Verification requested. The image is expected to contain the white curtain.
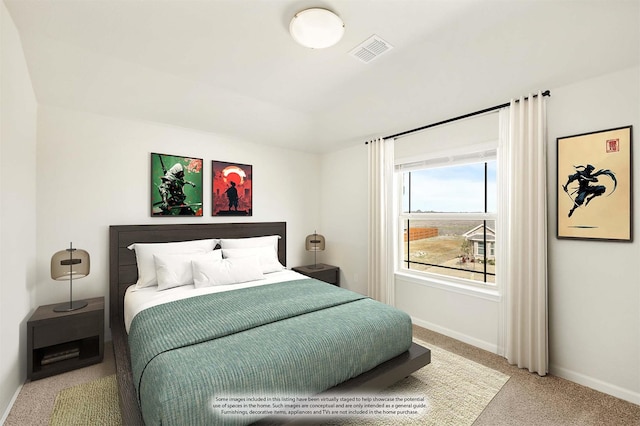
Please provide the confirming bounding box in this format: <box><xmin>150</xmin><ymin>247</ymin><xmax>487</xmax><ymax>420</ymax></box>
<box><xmin>497</xmin><ymin>92</ymin><xmax>548</xmax><ymax>375</ymax></box>
<box><xmin>367</xmin><ymin>137</ymin><xmax>395</xmax><ymax>305</ymax></box>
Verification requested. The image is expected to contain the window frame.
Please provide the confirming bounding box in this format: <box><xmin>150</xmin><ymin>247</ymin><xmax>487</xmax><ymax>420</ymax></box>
<box><xmin>396</xmin><ymin>159</ymin><xmax>498</xmax><ymax>289</ymax></box>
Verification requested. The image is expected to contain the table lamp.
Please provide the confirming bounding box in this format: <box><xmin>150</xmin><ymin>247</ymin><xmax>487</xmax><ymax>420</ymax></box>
<box><xmin>305</xmin><ymin>231</ymin><xmax>325</xmax><ymax>269</ymax></box>
<box><xmin>51</xmin><ymin>242</ymin><xmax>90</xmax><ymax>312</ymax></box>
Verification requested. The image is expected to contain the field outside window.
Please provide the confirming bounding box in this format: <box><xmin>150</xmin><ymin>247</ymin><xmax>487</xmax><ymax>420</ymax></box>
<box><xmin>401</xmin><ymin>219</ymin><xmax>495</xmax><ymax>284</ymax></box>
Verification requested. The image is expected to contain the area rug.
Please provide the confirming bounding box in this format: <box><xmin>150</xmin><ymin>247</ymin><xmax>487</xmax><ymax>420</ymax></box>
<box><xmin>340</xmin><ymin>339</ymin><xmax>510</xmax><ymax>425</ymax></box>
<box><xmin>49</xmin><ymin>340</ymin><xmax>508</xmax><ymax>426</ymax></box>
<box><xmin>50</xmin><ymin>374</ymin><xmax>121</xmax><ymax>426</ymax></box>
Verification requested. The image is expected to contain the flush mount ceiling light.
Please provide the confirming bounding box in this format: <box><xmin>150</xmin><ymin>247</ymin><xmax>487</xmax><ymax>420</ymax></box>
<box><xmin>289</xmin><ymin>8</ymin><xmax>345</xmax><ymax>49</ymax></box>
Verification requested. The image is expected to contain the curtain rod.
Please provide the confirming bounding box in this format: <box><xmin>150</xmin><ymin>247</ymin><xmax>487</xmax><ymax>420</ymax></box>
<box><xmin>366</xmin><ymin>90</ymin><xmax>550</xmax><ymax>143</ymax></box>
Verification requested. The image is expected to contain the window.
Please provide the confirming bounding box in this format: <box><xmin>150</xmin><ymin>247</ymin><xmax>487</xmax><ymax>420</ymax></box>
<box><xmin>399</xmin><ymin>160</ymin><xmax>497</xmax><ymax>285</ymax></box>
<box><xmin>477</xmin><ymin>242</ymin><xmax>485</xmax><ymax>256</ymax></box>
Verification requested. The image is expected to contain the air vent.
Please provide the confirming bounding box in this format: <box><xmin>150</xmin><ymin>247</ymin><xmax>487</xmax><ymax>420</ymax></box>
<box><xmin>349</xmin><ymin>35</ymin><xmax>393</xmax><ymax>63</ymax></box>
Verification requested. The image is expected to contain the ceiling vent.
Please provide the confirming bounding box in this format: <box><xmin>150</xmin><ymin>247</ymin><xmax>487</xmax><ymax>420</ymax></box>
<box><xmin>349</xmin><ymin>35</ymin><xmax>393</xmax><ymax>63</ymax></box>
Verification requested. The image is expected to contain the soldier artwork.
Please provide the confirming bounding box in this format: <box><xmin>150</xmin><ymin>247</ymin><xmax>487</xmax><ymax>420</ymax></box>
<box><xmin>561</xmin><ymin>164</ymin><xmax>617</xmax><ymax>218</ymax></box>
<box><xmin>152</xmin><ymin>154</ymin><xmax>203</xmax><ymax>216</ymax></box>
<box><xmin>211</xmin><ymin>161</ymin><xmax>252</xmax><ymax>216</ymax></box>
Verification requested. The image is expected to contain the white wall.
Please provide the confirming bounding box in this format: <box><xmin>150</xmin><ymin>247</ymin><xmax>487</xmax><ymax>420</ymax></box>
<box><xmin>36</xmin><ymin>105</ymin><xmax>322</xmax><ymax>339</ymax></box>
<box><xmin>321</xmin><ymin>66</ymin><xmax>640</xmax><ymax>404</ymax></box>
<box><xmin>546</xmin><ymin>66</ymin><xmax>640</xmax><ymax>404</ymax></box>
<box><xmin>395</xmin><ymin>276</ymin><xmax>500</xmax><ymax>352</ymax></box>
<box><xmin>0</xmin><ymin>1</ymin><xmax>38</xmax><ymax>420</ymax></box>
<box><xmin>319</xmin><ymin>144</ymin><xmax>368</xmax><ymax>295</ymax></box>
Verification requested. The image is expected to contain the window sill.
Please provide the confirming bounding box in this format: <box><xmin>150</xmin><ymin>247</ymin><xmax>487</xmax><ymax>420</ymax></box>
<box><xmin>395</xmin><ymin>270</ymin><xmax>501</xmax><ymax>302</ymax></box>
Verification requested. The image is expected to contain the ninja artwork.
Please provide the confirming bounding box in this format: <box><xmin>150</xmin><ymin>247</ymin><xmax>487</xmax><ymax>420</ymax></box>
<box><xmin>212</xmin><ymin>161</ymin><xmax>252</xmax><ymax>216</ymax></box>
<box><xmin>151</xmin><ymin>153</ymin><xmax>203</xmax><ymax>216</ymax></box>
<box><xmin>557</xmin><ymin>126</ymin><xmax>632</xmax><ymax>241</ymax></box>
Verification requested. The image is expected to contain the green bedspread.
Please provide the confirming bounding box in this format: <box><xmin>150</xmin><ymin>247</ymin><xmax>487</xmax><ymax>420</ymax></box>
<box><xmin>129</xmin><ymin>279</ymin><xmax>412</xmax><ymax>425</ymax></box>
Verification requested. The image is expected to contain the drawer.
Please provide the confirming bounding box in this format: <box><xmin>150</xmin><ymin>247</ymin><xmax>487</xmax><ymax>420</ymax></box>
<box><xmin>32</xmin><ymin>311</ymin><xmax>103</xmax><ymax>349</ymax></box>
<box><xmin>312</xmin><ymin>268</ymin><xmax>338</xmax><ymax>284</ymax></box>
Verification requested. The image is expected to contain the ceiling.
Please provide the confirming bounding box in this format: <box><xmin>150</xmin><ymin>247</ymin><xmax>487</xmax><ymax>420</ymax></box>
<box><xmin>5</xmin><ymin>0</ymin><xmax>639</xmax><ymax>153</ymax></box>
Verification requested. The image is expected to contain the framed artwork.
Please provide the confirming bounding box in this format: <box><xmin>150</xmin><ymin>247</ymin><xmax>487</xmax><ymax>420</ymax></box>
<box><xmin>557</xmin><ymin>126</ymin><xmax>632</xmax><ymax>241</ymax></box>
<box><xmin>212</xmin><ymin>161</ymin><xmax>252</xmax><ymax>216</ymax></box>
<box><xmin>151</xmin><ymin>152</ymin><xmax>203</xmax><ymax>216</ymax></box>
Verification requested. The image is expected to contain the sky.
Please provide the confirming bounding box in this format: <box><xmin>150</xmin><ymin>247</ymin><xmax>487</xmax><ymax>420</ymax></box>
<box><xmin>403</xmin><ymin>161</ymin><xmax>497</xmax><ymax>213</ymax></box>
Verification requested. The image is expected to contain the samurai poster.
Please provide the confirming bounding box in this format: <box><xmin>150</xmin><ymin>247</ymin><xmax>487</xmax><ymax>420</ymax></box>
<box><xmin>212</xmin><ymin>161</ymin><xmax>252</xmax><ymax>216</ymax></box>
<box><xmin>557</xmin><ymin>126</ymin><xmax>632</xmax><ymax>241</ymax></box>
<box><xmin>151</xmin><ymin>153</ymin><xmax>203</xmax><ymax>216</ymax></box>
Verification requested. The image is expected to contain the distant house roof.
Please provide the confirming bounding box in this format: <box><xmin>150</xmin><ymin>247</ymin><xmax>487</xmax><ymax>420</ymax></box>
<box><xmin>462</xmin><ymin>224</ymin><xmax>496</xmax><ymax>242</ymax></box>
<box><xmin>466</xmin><ymin>233</ymin><xmax>496</xmax><ymax>242</ymax></box>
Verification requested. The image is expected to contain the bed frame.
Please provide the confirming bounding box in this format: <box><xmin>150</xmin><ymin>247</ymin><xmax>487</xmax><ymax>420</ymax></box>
<box><xmin>109</xmin><ymin>222</ymin><xmax>431</xmax><ymax>425</ymax></box>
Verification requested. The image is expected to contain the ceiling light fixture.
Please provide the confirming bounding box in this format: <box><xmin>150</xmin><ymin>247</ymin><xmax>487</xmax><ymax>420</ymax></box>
<box><xmin>289</xmin><ymin>8</ymin><xmax>345</xmax><ymax>49</ymax></box>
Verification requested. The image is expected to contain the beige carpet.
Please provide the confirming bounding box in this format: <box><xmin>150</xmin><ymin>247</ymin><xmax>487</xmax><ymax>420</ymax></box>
<box><xmin>46</xmin><ymin>340</ymin><xmax>508</xmax><ymax>425</ymax></box>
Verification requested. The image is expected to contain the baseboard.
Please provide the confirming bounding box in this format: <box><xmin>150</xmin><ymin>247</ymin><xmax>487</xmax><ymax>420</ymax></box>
<box><xmin>550</xmin><ymin>364</ymin><xmax>640</xmax><ymax>405</ymax></box>
<box><xmin>0</xmin><ymin>384</ymin><xmax>23</xmax><ymax>424</ymax></box>
<box><xmin>411</xmin><ymin>316</ymin><xmax>498</xmax><ymax>354</ymax></box>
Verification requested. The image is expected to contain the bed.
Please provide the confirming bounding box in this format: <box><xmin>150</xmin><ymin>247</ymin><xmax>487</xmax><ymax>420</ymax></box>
<box><xmin>109</xmin><ymin>222</ymin><xmax>431</xmax><ymax>425</ymax></box>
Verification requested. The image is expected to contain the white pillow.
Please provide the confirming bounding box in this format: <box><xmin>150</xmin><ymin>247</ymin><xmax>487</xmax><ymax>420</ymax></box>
<box><xmin>127</xmin><ymin>239</ymin><xmax>218</xmax><ymax>289</ymax></box>
<box><xmin>221</xmin><ymin>246</ymin><xmax>284</xmax><ymax>274</ymax></box>
<box><xmin>192</xmin><ymin>256</ymin><xmax>264</xmax><ymax>287</ymax></box>
<box><xmin>220</xmin><ymin>235</ymin><xmax>280</xmax><ymax>254</ymax></box>
<box><xmin>154</xmin><ymin>250</ymin><xmax>222</xmax><ymax>291</ymax></box>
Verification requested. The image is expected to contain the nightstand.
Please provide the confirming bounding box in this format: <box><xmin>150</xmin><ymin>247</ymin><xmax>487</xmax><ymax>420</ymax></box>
<box><xmin>292</xmin><ymin>264</ymin><xmax>340</xmax><ymax>286</ymax></box>
<box><xmin>27</xmin><ymin>296</ymin><xmax>104</xmax><ymax>380</ymax></box>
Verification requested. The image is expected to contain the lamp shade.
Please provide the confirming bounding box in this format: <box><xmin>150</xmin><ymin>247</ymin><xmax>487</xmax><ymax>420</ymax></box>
<box><xmin>305</xmin><ymin>233</ymin><xmax>325</xmax><ymax>251</ymax></box>
<box><xmin>51</xmin><ymin>242</ymin><xmax>89</xmax><ymax>312</ymax></box>
<box><xmin>289</xmin><ymin>8</ymin><xmax>345</xmax><ymax>49</ymax></box>
<box><xmin>51</xmin><ymin>246</ymin><xmax>90</xmax><ymax>280</ymax></box>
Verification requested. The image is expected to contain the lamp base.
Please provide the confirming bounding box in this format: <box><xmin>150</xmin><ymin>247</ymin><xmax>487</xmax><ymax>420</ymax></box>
<box><xmin>53</xmin><ymin>300</ymin><xmax>88</xmax><ymax>312</ymax></box>
<box><xmin>306</xmin><ymin>263</ymin><xmax>325</xmax><ymax>270</ymax></box>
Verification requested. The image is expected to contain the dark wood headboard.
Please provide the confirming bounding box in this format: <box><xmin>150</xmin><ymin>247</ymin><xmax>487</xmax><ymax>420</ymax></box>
<box><xmin>108</xmin><ymin>222</ymin><xmax>287</xmax><ymax>328</ymax></box>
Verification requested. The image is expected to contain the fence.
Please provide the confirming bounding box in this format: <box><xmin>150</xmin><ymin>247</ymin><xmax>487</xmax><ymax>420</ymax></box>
<box><xmin>403</xmin><ymin>227</ymin><xmax>438</xmax><ymax>242</ymax></box>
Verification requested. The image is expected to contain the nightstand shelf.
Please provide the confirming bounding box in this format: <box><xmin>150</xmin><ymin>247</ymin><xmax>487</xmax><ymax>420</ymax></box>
<box><xmin>27</xmin><ymin>296</ymin><xmax>104</xmax><ymax>380</ymax></box>
<box><xmin>292</xmin><ymin>264</ymin><xmax>340</xmax><ymax>286</ymax></box>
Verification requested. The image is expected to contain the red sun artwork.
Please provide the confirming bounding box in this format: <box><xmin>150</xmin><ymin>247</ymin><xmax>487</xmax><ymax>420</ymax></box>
<box><xmin>212</xmin><ymin>161</ymin><xmax>252</xmax><ymax>216</ymax></box>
